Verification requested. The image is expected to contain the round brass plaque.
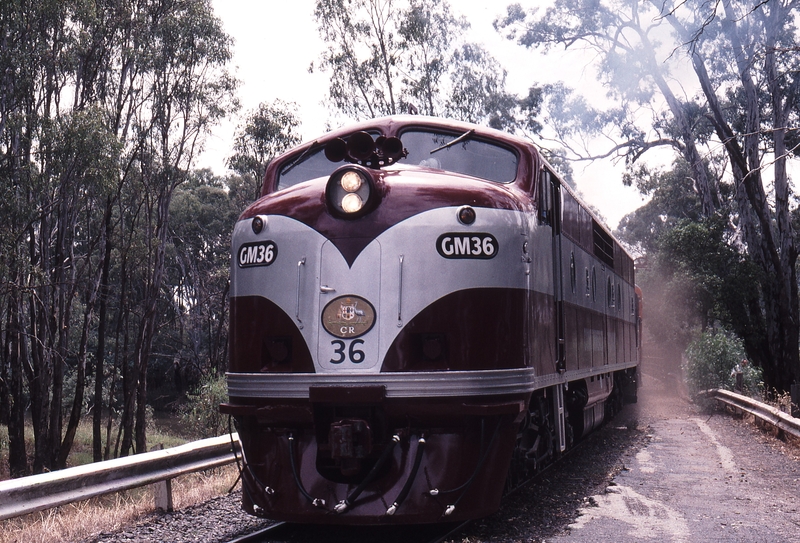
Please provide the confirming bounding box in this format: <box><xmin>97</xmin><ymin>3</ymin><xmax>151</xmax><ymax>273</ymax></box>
<box><xmin>321</xmin><ymin>295</ymin><xmax>376</xmax><ymax>339</ymax></box>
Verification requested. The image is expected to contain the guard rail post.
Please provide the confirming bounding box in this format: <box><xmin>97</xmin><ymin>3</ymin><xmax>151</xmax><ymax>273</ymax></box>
<box><xmin>150</xmin><ymin>443</ymin><xmax>173</xmax><ymax>512</ymax></box>
<box><xmin>154</xmin><ymin>478</ymin><xmax>174</xmax><ymax>512</ymax></box>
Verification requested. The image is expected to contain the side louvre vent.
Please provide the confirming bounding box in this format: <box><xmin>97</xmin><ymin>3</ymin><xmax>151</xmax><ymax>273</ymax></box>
<box><xmin>592</xmin><ymin>220</ymin><xmax>614</xmax><ymax>269</ymax></box>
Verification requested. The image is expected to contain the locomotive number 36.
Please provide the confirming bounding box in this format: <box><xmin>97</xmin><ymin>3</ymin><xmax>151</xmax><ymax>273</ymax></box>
<box><xmin>330</xmin><ymin>339</ymin><xmax>366</xmax><ymax>364</ymax></box>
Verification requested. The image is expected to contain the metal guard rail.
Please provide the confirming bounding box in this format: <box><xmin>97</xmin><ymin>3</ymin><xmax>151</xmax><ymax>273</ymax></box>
<box><xmin>0</xmin><ymin>433</ymin><xmax>239</xmax><ymax>521</ymax></box>
<box><xmin>708</xmin><ymin>389</ymin><xmax>800</xmax><ymax>440</ymax></box>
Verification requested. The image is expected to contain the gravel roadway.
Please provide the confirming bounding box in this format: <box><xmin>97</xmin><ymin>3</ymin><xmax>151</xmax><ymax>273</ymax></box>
<box><xmin>547</xmin><ymin>379</ymin><xmax>800</xmax><ymax>543</ymax></box>
<box><xmin>85</xmin><ymin>491</ymin><xmax>272</xmax><ymax>543</ymax></box>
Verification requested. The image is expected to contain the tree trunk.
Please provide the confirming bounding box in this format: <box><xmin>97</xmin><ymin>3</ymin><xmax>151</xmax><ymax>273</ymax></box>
<box><xmin>58</xmin><ymin>258</ymin><xmax>103</xmax><ymax>469</ymax></box>
<box><xmin>29</xmin><ymin>222</ymin><xmax>54</xmax><ymax>474</ymax></box>
<box><xmin>721</xmin><ymin>0</ymin><xmax>800</xmax><ymax>392</ymax></box>
<box><xmin>134</xmin><ymin>181</ymin><xmax>176</xmax><ymax>454</ymax></box>
<box><xmin>6</xmin><ymin>292</ymin><xmax>29</xmax><ymax>477</ymax></box>
<box><xmin>0</xmin><ymin>306</ymin><xmax>9</xmax><ymax>427</ymax></box>
<box><xmin>119</xmin><ymin>343</ymin><xmax>136</xmax><ymax>456</ymax></box>
<box><xmin>635</xmin><ymin>19</ymin><xmax>718</xmax><ymax>216</ymax></box>
<box><xmin>94</xmin><ymin>199</ymin><xmax>114</xmax><ymax>462</ymax></box>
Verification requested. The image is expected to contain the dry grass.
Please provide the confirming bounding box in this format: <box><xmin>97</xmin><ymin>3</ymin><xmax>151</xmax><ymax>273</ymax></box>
<box><xmin>0</xmin><ymin>464</ymin><xmax>241</xmax><ymax>543</ymax></box>
<box><xmin>1</xmin><ymin>415</ymin><xmax>240</xmax><ymax>543</ymax></box>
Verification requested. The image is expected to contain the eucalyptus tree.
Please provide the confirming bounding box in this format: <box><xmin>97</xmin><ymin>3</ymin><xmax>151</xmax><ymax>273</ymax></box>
<box><xmin>117</xmin><ymin>0</ymin><xmax>238</xmax><ymax>457</ymax></box>
<box><xmin>312</xmin><ymin>0</ymin><xmax>531</xmax><ymax>130</ymax></box>
<box><xmin>0</xmin><ymin>0</ymin><xmax>122</xmax><ymax>473</ymax></box>
<box><xmin>167</xmin><ymin>170</ymin><xmax>240</xmax><ymax>384</ymax></box>
<box><xmin>615</xmin><ymin>159</ymin><xmax>707</xmax><ymax>256</ymax></box>
<box><xmin>497</xmin><ymin>0</ymin><xmax>800</xmax><ymax>391</ymax></box>
<box><xmin>658</xmin><ymin>0</ymin><xmax>800</xmax><ymax>392</ymax></box>
<box><xmin>227</xmin><ymin>100</ymin><xmax>302</xmax><ymax>200</ymax></box>
<box><xmin>496</xmin><ymin>1</ymin><xmax>721</xmax><ymax>215</ymax></box>
<box><xmin>0</xmin><ymin>0</ymin><xmax>237</xmax><ymax>474</ymax></box>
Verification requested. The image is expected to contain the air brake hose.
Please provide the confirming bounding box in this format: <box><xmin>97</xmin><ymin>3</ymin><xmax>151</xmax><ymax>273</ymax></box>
<box><xmin>230</xmin><ymin>417</ymin><xmax>275</xmax><ymax>514</ymax></box>
<box><xmin>386</xmin><ymin>435</ymin><xmax>426</xmax><ymax>515</ymax></box>
<box><xmin>432</xmin><ymin>418</ymin><xmax>502</xmax><ymax>516</ymax></box>
<box><xmin>335</xmin><ymin>434</ymin><xmax>401</xmax><ymax>513</ymax></box>
<box><xmin>288</xmin><ymin>434</ymin><xmax>326</xmax><ymax>507</ymax></box>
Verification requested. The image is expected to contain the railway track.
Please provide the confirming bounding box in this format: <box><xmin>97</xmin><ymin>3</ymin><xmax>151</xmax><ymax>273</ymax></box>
<box><xmin>219</xmin><ymin>410</ymin><xmax>629</xmax><ymax>543</ymax></box>
<box><xmin>220</xmin><ymin>519</ymin><xmax>471</xmax><ymax>543</ymax></box>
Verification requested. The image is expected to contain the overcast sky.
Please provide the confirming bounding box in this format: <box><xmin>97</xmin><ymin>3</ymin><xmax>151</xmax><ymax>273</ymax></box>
<box><xmin>202</xmin><ymin>0</ymin><xmax>646</xmax><ymax>229</ymax></box>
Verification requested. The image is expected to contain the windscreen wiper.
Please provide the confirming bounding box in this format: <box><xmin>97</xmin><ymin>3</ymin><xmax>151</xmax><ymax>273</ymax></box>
<box><xmin>429</xmin><ymin>129</ymin><xmax>474</xmax><ymax>154</ymax></box>
<box><xmin>281</xmin><ymin>141</ymin><xmax>318</xmax><ymax>176</ymax></box>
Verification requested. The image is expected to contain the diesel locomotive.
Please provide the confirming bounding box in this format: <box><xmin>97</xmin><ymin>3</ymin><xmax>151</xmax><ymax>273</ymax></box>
<box><xmin>221</xmin><ymin>116</ymin><xmax>640</xmax><ymax>524</ymax></box>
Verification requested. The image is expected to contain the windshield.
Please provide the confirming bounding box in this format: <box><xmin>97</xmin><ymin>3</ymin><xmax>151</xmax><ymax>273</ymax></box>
<box><xmin>276</xmin><ymin>144</ymin><xmax>340</xmax><ymax>191</ymax></box>
<box><xmin>275</xmin><ymin>127</ymin><xmax>519</xmax><ymax>192</ymax></box>
<box><xmin>400</xmin><ymin>129</ymin><xmax>518</xmax><ymax>183</ymax></box>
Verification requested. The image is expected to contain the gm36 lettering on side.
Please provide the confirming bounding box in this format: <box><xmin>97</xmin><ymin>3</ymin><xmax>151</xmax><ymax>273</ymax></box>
<box><xmin>436</xmin><ymin>233</ymin><xmax>498</xmax><ymax>259</ymax></box>
<box><xmin>237</xmin><ymin>241</ymin><xmax>278</xmax><ymax>267</ymax></box>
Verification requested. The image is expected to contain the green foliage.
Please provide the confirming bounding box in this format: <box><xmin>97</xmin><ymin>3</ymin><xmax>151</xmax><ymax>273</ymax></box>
<box><xmin>179</xmin><ymin>372</ymin><xmax>228</xmax><ymax>439</ymax></box>
<box><xmin>227</xmin><ymin>100</ymin><xmax>302</xmax><ymax>199</ymax></box>
<box><xmin>40</xmin><ymin>106</ymin><xmax>122</xmax><ymax>195</ymax></box>
<box><xmin>657</xmin><ymin>218</ymin><xmax>767</xmax><ymax>361</ymax></box>
<box><xmin>629</xmin><ymin>212</ymin><xmax>769</xmax><ymax>382</ymax></box>
<box><xmin>312</xmin><ymin>0</ymin><xmax>540</xmax><ymax>132</ymax></box>
<box><xmin>683</xmin><ymin>331</ymin><xmax>762</xmax><ymax>396</ymax></box>
<box><xmin>0</xmin><ymin>0</ymin><xmax>240</xmax><ymax>471</ymax></box>
<box><xmin>616</xmin><ymin>159</ymin><xmax>705</xmax><ymax>255</ymax></box>
<box><xmin>445</xmin><ymin>42</ymin><xmax>521</xmax><ymax>130</ymax></box>
<box><xmin>166</xmin><ymin>169</ymin><xmax>239</xmax><ymax>378</ymax></box>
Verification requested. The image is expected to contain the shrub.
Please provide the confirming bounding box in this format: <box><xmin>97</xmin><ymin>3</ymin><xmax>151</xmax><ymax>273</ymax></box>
<box><xmin>683</xmin><ymin>330</ymin><xmax>762</xmax><ymax>396</ymax></box>
<box><xmin>179</xmin><ymin>372</ymin><xmax>228</xmax><ymax>438</ymax></box>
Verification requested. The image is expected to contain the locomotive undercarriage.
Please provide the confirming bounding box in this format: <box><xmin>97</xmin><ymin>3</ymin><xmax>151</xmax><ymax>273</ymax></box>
<box><xmin>505</xmin><ymin>368</ymin><xmax>638</xmax><ymax>494</ymax></box>
<box><xmin>224</xmin><ymin>394</ymin><xmax>524</xmax><ymax>524</ymax></box>
<box><xmin>505</xmin><ymin>388</ymin><xmax>565</xmax><ymax>493</ymax></box>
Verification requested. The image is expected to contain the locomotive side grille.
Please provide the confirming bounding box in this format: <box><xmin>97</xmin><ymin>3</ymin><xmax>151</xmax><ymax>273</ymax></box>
<box><xmin>592</xmin><ymin>219</ymin><xmax>615</xmax><ymax>269</ymax></box>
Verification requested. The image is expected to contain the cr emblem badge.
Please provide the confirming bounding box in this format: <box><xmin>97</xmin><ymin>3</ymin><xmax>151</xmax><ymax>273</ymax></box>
<box><xmin>321</xmin><ymin>295</ymin><xmax>376</xmax><ymax>338</ymax></box>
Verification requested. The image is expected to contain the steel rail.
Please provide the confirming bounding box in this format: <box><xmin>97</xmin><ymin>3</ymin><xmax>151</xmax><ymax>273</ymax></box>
<box><xmin>707</xmin><ymin>389</ymin><xmax>800</xmax><ymax>439</ymax></box>
<box><xmin>221</xmin><ymin>521</ymin><xmax>469</xmax><ymax>543</ymax></box>
<box><xmin>0</xmin><ymin>433</ymin><xmax>240</xmax><ymax>521</ymax></box>
<box><xmin>223</xmin><ymin>522</ymin><xmax>288</xmax><ymax>543</ymax></box>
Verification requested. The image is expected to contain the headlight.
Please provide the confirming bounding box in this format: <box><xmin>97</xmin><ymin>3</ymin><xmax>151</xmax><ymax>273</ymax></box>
<box><xmin>340</xmin><ymin>170</ymin><xmax>363</xmax><ymax>192</ymax></box>
<box><xmin>341</xmin><ymin>193</ymin><xmax>363</xmax><ymax>213</ymax></box>
<box><xmin>326</xmin><ymin>166</ymin><xmax>377</xmax><ymax>218</ymax></box>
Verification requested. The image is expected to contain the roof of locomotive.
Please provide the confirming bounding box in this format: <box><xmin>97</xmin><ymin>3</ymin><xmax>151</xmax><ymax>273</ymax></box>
<box><xmin>261</xmin><ymin>115</ymin><xmax>540</xmax><ymax>196</ymax></box>
<box><xmin>258</xmin><ymin>115</ymin><xmax>627</xmax><ymax>259</ymax></box>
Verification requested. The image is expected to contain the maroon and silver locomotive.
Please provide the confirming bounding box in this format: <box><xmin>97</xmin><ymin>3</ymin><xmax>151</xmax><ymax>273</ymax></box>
<box><xmin>221</xmin><ymin>116</ymin><xmax>640</xmax><ymax>524</ymax></box>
